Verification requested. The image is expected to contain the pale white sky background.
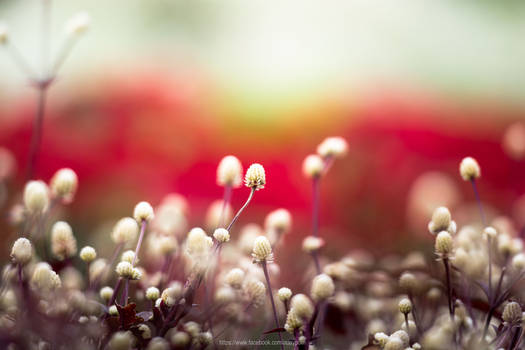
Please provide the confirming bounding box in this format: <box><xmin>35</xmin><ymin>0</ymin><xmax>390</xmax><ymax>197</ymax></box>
<box><xmin>0</xmin><ymin>0</ymin><xmax>524</xmax><ymax>106</ymax></box>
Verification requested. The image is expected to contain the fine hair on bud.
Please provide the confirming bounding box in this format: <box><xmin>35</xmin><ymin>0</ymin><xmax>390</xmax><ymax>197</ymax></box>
<box><xmin>244</xmin><ymin>163</ymin><xmax>266</xmax><ymax>190</ymax></box>
<box><xmin>459</xmin><ymin>156</ymin><xmax>481</xmax><ymax>181</ymax></box>
<box><xmin>217</xmin><ymin>155</ymin><xmax>243</xmax><ymax>188</ymax></box>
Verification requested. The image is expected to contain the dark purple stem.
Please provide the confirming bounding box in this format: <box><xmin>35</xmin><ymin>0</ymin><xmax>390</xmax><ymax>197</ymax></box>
<box><xmin>132</xmin><ymin>221</ymin><xmax>146</xmax><ymax>266</ymax></box>
<box><xmin>261</xmin><ymin>261</ymin><xmax>284</xmax><ymax>350</ymax></box>
<box><xmin>226</xmin><ymin>188</ymin><xmax>255</xmax><ymax>232</ymax></box>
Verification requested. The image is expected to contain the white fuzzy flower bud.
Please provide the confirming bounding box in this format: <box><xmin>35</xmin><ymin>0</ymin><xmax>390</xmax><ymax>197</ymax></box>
<box><xmin>252</xmin><ymin>236</ymin><xmax>273</xmax><ymax>262</ymax></box>
<box><xmin>502</xmin><ymin>301</ymin><xmax>522</xmax><ymax>324</ymax></box>
<box><xmin>391</xmin><ymin>330</ymin><xmax>410</xmax><ymax>347</ymax></box>
<box><xmin>111</xmin><ymin>217</ymin><xmax>139</xmax><ymax>244</ymax></box>
<box><xmin>214</xmin><ymin>286</ymin><xmax>236</xmax><ymax>304</ymax></box>
<box><xmin>65</xmin><ymin>12</ymin><xmax>90</xmax><ymax>37</ymax></box>
<box><xmin>108</xmin><ymin>331</ymin><xmax>132</xmax><ymax>350</ymax></box>
<box><xmin>428</xmin><ymin>206</ymin><xmax>456</xmax><ymax>234</ymax></box>
<box><xmin>483</xmin><ymin>226</ymin><xmax>498</xmax><ymax>239</ymax></box>
<box><xmin>146</xmin><ymin>287</ymin><xmax>160</xmax><ymax>301</ymax></box>
<box><xmin>399</xmin><ymin>272</ymin><xmax>417</xmax><ymax>293</ymax></box>
<box><xmin>147</xmin><ymin>337</ymin><xmax>169</xmax><ymax>350</ymax></box>
<box><xmin>290</xmin><ymin>294</ymin><xmax>314</xmax><ymax>320</ymax></box>
<box><xmin>121</xmin><ymin>250</ymin><xmax>137</xmax><ymax>264</ymax></box>
<box><xmin>374</xmin><ymin>332</ymin><xmax>389</xmax><ymax>347</ymax></box>
<box><xmin>31</xmin><ymin>263</ymin><xmax>61</xmax><ymax>292</ymax></box>
<box><xmin>435</xmin><ymin>231</ymin><xmax>453</xmax><ymax>258</ymax></box>
<box><xmin>170</xmin><ymin>331</ymin><xmax>190</xmax><ymax>347</ymax></box>
<box><xmin>89</xmin><ymin>258</ymin><xmax>107</xmax><ymax>281</ymax></box>
<box><xmin>302</xmin><ymin>154</ymin><xmax>324</xmax><ymax>178</ymax></box>
<box><xmin>302</xmin><ymin>236</ymin><xmax>324</xmax><ymax>253</ymax></box>
<box><xmin>79</xmin><ymin>246</ymin><xmax>96</xmax><ymax>263</ymax></box>
<box><xmin>184</xmin><ymin>321</ymin><xmax>201</xmax><ymax>336</ymax></box>
<box><xmin>278</xmin><ymin>287</ymin><xmax>292</xmax><ymax>302</ymax></box>
<box><xmin>398</xmin><ymin>298</ymin><xmax>412</xmax><ymax>314</ymax></box>
<box><xmin>244</xmin><ymin>279</ymin><xmax>266</xmax><ymax>307</ymax></box>
<box><xmin>51</xmin><ymin>221</ymin><xmax>77</xmax><ymax>261</ymax></box>
<box><xmin>134</xmin><ymin>201</ymin><xmax>154</xmax><ymax>223</ymax></box>
<box><xmin>311</xmin><ymin>274</ymin><xmax>335</xmax><ymax>301</ymax></box>
<box><xmin>265</xmin><ymin>209</ymin><xmax>292</xmax><ymax>235</ymax></box>
<box><xmin>138</xmin><ymin>324</ymin><xmax>152</xmax><ymax>339</ymax></box>
<box><xmin>512</xmin><ymin>253</ymin><xmax>525</xmax><ymax>270</ymax></box>
<box><xmin>384</xmin><ymin>336</ymin><xmax>403</xmax><ymax>350</ymax></box>
<box><xmin>50</xmin><ymin>168</ymin><xmax>78</xmax><ymax>202</ymax></box>
<box><xmin>186</xmin><ymin>227</ymin><xmax>213</xmax><ymax>257</ymax></box>
<box><xmin>213</xmin><ymin>228</ymin><xmax>230</xmax><ymax>243</ymax></box>
<box><xmin>459</xmin><ymin>157</ymin><xmax>481</xmax><ymax>181</ymax></box>
<box><xmin>116</xmin><ymin>261</ymin><xmax>134</xmax><ymax>279</ymax></box>
<box><xmin>157</xmin><ymin>235</ymin><xmax>178</xmax><ymax>255</ymax></box>
<box><xmin>245</xmin><ymin>163</ymin><xmax>266</xmax><ymax>190</ymax></box>
<box><xmin>100</xmin><ymin>286</ymin><xmax>113</xmax><ymax>301</ymax></box>
<box><xmin>317</xmin><ymin>136</ymin><xmax>348</xmax><ymax>159</ymax></box>
<box><xmin>10</xmin><ymin>238</ymin><xmax>32</xmax><ymax>265</ymax></box>
<box><xmin>24</xmin><ymin>180</ymin><xmax>49</xmax><ymax>213</ymax></box>
<box><xmin>217</xmin><ymin>155</ymin><xmax>243</xmax><ymax>188</ymax></box>
<box><xmin>225</xmin><ymin>268</ymin><xmax>245</xmax><ymax>289</ymax></box>
<box><xmin>108</xmin><ymin>305</ymin><xmax>118</xmax><ymax>316</ymax></box>
<box><xmin>284</xmin><ymin>308</ymin><xmax>303</xmax><ymax>333</ymax></box>
<box><xmin>162</xmin><ymin>282</ymin><xmax>182</xmax><ymax>306</ymax></box>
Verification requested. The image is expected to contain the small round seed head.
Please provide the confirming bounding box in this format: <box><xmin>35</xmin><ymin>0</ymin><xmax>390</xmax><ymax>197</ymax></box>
<box><xmin>265</xmin><ymin>208</ymin><xmax>292</xmax><ymax>235</ymax></box>
<box><xmin>302</xmin><ymin>154</ymin><xmax>324</xmax><ymax>179</ymax></box>
<box><xmin>311</xmin><ymin>274</ymin><xmax>335</xmax><ymax>301</ymax></box>
<box><xmin>284</xmin><ymin>308</ymin><xmax>303</xmax><ymax>333</ymax></box>
<box><xmin>244</xmin><ymin>279</ymin><xmax>266</xmax><ymax>307</ymax></box>
<box><xmin>108</xmin><ymin>305</ymin><xmax>119</xmax><ymax>316</ymax></box>
<box><xmin>157</xmin><ymin>235</ymin><xmax>178</xmax><ymax>255</ymax></box>
<box><xmin>459</xmin><ymin>156</ymin><xmax>481</xmax><ymax>181</ymax></box>
<box><xmin>51</xmin><ymin>221</ymin><xmax>77</xmax><ymax>261</ymax></box>
<box><xmin>31</xmin><ymin>263</ymin><xmax>61</xmax><ymax>292</ymax></box>
<box><xmin>502</xmin><ymin>301</ymin><xmax>522</xmax><ymax>324</ymax></box>
<box><xmin>65</xmin><ymin>12</ymin><xmax>90</xmax><ymax>36</ymax></box>
<box><xmin>512</xmin><ymin>253</ymin><xmax>525</xmax><ymax>270</ymax></box>
<box><xmin>198</xmin><ymin>331</ymin><xmax>212</xmax><ymax>346</ymax></box>
<box><xmin>24</xmin><ymin>180</ymin><xmax>49</xmax><ymax>213</ymax></box>
<box><xmin>290</xmin><ymin>294</ymin><xmax>314</xmax><ymax>320</ymax></box>
<box><xmin>115</xmin><ymin>261</ymin><xmax>134</xmax><ymax>278</ymax></box>
<box><xmin>428</xmin><ymin>206</ymin><xmax>454</xmax><ymax>234</ymax></box>
<box><xmin>374</xmin><ymin>332</ymin><xmax>389</xmax><ymax>347</ymax></box>
<box><xmin>142</xmin><ymin>287</ymin><xmax>158</xmax><ymax>301</ymax></box>
<box><xmin>170</xmin><ymin>331</ymin><xmax>190</xmax><ymax>347</ymax></box>
<box><xmin>185</xmin><ymin>227</ymin><xmax>213</xmax><ymax>257</ymax></box>
<box><xmin>278</xmin><ymin>287</ymin><xmax>292</xmax><ymax>302</ymax></box>
<box><xmin>317</xmin><ymin>136</ymin><xmax>348</xmax><ymax>159</ymax></box>
<box><xmin>435</xmin><ymin>231</ymin><xmax>453</xmax><ymax>258</ymax></box>
<box><xmin>399</xmin><ymin>272</ymin><xmax>417</xmax><ymax>293</ymax></box>
<box><xmin>161</xmin><ymin>282</ymin><xmax>182</xmax><ymax>307</ymax></box>
<box><xmin>121</xmin><ymin>250</ymin><xmax>137</xmax><ymax>264</ymax></box>
<box><xmin>0</xmin><ymin>24</ymin><xmax>8</xmax><ymax>44</ymax></box>
<box><xmin>183</xmin><ymin>321</ymin><xmax>201</xmax><ymax>336</ymax></box>
<box><xmin>147</xmin><ymin>337</ymin><xmax>169</xmax><ymax>350</ymax></box>
<box><xmin>50</xmin><ymin>168</ymin><xmax>78</xmax><ymax>202</ymax></box>
<box><xmin>398</xmin><ymin>298</ymin><xmax>412</xmax><ymax>314</ymax></box>
<box><xmin>89</xmin><ymin>258</ymin><xmax>107</xmax><ymax>281</ymax></box>
<box><xmin>252</xmin><ymin>236</ymin><xmax>273</xmax><ymax>262</ymax></box>
<box><xmin>213</xmin><ymin>228</ymin><xmax>230</xmax><ymax>243</ymax></box>
<box><xmin>214</xmin><ymin>286</ymin><xmax>236</xmax><ymax>304</ymax></box>
<box><xmin>134</xmin><ymin>201</ymin><xmax>154</xmax><ymax>223</ymax></box>
<box><xmin>244</xmin><ymin>163</ymin><xmax>266</xmax><ymax>190</ymax></box>
<box><xmin>108</xmin><ymin>331</ymin><xmax>133</xmax><ymax>350</ymax></box>
<box><xmin>384</xmin><ymin>336</ymin><xmax>403</xmax><ymax>350</ymax></box>
<box><xmin>10</xmin><ymin>238</ymin><xmax>32</xmax><ymax>265</ymax></box>
<box><xmin>111</xmin><ymin>217</ymin><xmax>139</xmax><ymax>244</ymax></box>
<box><xmin>79</xmin><ymin>246</ymin><xmax>96</xmax><ymax>263</ymax></box>
<box><xmin>217</xmin><ymin>155</ymin><xmax>243</xmax><ymax>188</ymax></box>
<box><xmin>100</xmin><ymin>286</ymin><xmax>113</xmax><ymax>301</ymax></box>
<box><xmin>225</xmin><ymin>268</ymin><xmax>245</xmax><ymax>289</ymax></box>
<box><xmin>483</xmin><ymin>226</ymin><xmax>498</xmax><ymax>239</ymax></box>
<box><xmin>138</xmin><ymin>324</ymin><xmax>152</xmax><ymax>339</ymax></box>
<box><xmin>302</xmin><ymin>236</ymin><xmax>324</xmax><ymax>253</ymax></box>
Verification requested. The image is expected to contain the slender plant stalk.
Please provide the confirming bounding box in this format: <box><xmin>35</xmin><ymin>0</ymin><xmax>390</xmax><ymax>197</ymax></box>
<box><xmin>132</xmin><ymin>221</ymin><xmax>146</xmax><ymax>266</ymax></box>
<box><xmin>312</xmin><ymin>178</ymin><xmax>320</xmax><ymax>237</ymax></box>
<box><xmin>108</xmin><ymin>278</ymin><xmax>123</xmax><ymax>307</ymax></box>
<box><xmin>26</xmin><ymin>86</ymin><xmax>48</xmax><ymax>181</ymax></box>
<box><xmin>218</xmin><ymin>185</ymin><xmax>232</xmax><ymax>228</ymax></box>
<box><xmin>443</xmin><ymin>258</ymin><xmax>454</xmax><ymax>319</ymax></box>
<box><xmin>226</xmin><ymin>188</ymin><xmax>255</xmax><ymax>231</ymax></box>
<box><xmin>261</xmin><ymin>261</ymin><xmax>284</xmax><ymax>350</ymax></box>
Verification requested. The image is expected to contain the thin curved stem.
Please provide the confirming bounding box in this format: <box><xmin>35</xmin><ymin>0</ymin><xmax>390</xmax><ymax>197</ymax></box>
<box><xmin>470</xmin><ymin>179</ymin><xmax>486</xmax><ymax>226</ymax></box>
<box><xmin>261</xmin><ymin>261</ymin><xmax>284</xmax><ymax>350</ymax></box>
<box><xmin>226</xmin><ymin>188</ymin><xmax>255</xmax><ymax>232</ymax></box>
<box><xmin>218</xmin><ymin>185</ymin><xmax>232</xmax><ymax>229</ymax></box>
<box><xmin>132</xmin><ymin>221</ymin><xmax>146</xmax><ymax>267</ymax></box>
<box><xmin>26</xmin><ymin>85</ymin><xmax>48</xmax><ymax>181</ymax></box>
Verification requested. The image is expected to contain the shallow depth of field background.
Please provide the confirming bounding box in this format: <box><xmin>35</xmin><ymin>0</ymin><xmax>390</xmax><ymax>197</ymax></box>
<box><xmin>1</xmin><ymin>0</ymin><xmax>525</xmax><ymax>269</ymax></box>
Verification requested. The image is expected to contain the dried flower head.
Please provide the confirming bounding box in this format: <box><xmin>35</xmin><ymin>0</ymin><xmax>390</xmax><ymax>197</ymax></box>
<box><xmin>147</xmin><ymin>337</ymin><xmax>169</xmax><ymax>350</ymax></box>
<box><xmin>302</xmin><ymin>154</ymin><xmax>324</xmax><ymax>179</ymax></box>
<box><xmin>428</xmin><ymin>206</ymin><xmax>456</xmax><ymax>234</ymax></box>
<box><xmin>244</xmin><ymin>279</ymin><xmax>266</xmax><ymax>307</ymax></box>
<box><xmin>170</xmin><ymin>331</ymin><xmax>190</xmax><ymax>347</ymax></box>
<box><xmin>134</xmin><ymin>201</ymin><xmax>155</xmax><ymax>223</ymax></box>
<box><xmin>311</xmin><ymin>274</ymin><xmax>335</xmax><ymax>301</ymax></box>
<box><xmin>244</xmin><ymin>163</ymin><xmax>266</xmax><ymax>190</ymax></box>
<box><xmin>384</xmin><ymin>336</ymin><xmax>403</xmax><ymax>350</ymax></box>
<box><xmin>186</xmin><ymin>227</ymin><xmax>213</xmax><ymax>257</ymax></box>
<box><xmin>213</xmin><ymin>228</ymin><xmax>230</xmax><ymax>243</ymax></box>
<box><xmin>89</xmin><ymin>258</ymin><xmax>107</xmax><ymax>281</ymax></box>
<box><xmin>290</xmin><ymin>294</ymin><xmax>314</xmax><ymax>320</ymax></box>
<box><xmin>512</xmin><ymin>253</ymin><xmax>525</xmax><ymax>270</ymax></box>
<box><xmin>278</xmin><ymin>287</ymin><xmax>292</xmax><ymax>302</ymax></box>
<box><xmin>111</xmin><ymin>217</ymin><xmax>139</xmax><ymax>244</ymax></box>
<box><xmin>121</xmin><ymin>250</ymin><xmax>137</xmax><ymax>264</ymax></box>
<box><xmin>24</xmin><ymin>180</ymin><xmax>49</xmax><ymax>214</ymax></box>
<box><xmin>146</xmin><ymin>287</ymin><xmax>160</xmax><ymax>301</ymax></box>
<box><xmin>459</xmin><ymin>156</ymin><xmax>481</xmax><ymax>181</ymax></box>
<box><xmin>502</xmin><ymin>301</ymin><xmax>522</xmax><ymax>324</ymax></box>
<box><xmin>317</xmin><ymin>136</ymin><xmax>348</xmax><ymax>159</ymax></box>
<box><xmin>225</xmin><ymin>268</ymin><xmax>245</xmax><ymax>289</ymax></box>
<box><xmin>65</xmin><ymin>12</ymin><xmax>90</xmax><ymax>37</ymax></box>
<box><xmin>10</xmin><ymin>238</ymin><xmax>32</xmax><ymax>265</ymax></box>
<box><xmin>50</xmin><ymin>168</ymin><xmax>78</xmax><ymax>202</ymax></box>
<box><xmin>374</xmin><ymin>332</ymin><xmax>389</xmax><ymax>347</ymax></box>
<box><xmin>252</xmin><ymin>236</ymin><xmax>273</xmax><ymax>262</ymax></box>
<box><xmin>214</xmin><ymin>286</ymin><xmax>236</xmax><ymax>304</ymax></box>
<box><xmin>100</xmin><ymin>286</ymin><xmax>113</xmax><ymax>301</ymax></box>
<box><xmin>108</xmin><ymin>305</ymin><xmax>118</xmax><ymax>316</ymax></box>
<box><xmin>31</xmin><ymin>263</ymin><xmax>61</xmax><ymax>292</ymax></box>
<box><xmin>162</xmin><ymin>282</ymin><xmax>182</xmax><ymax>307</ymax></box>
<box><xmin>284</xmin><ymin>308</ymin><xmax>303</xmax><ymax>333</ymax></box>
<box><xmin>435</xmin><ymin>231</ymin><xmax>453</xmax><ymax>258</ymax></box>
<box><xmin>217</xmin><ymin>155</ymin><xmax>243</xmax><ymax>188</ymax></box>
<box><xmin>116</xmin><ymin>261</ymin><xmax>134</xmax><ymax>279</ymax></box>
<box><xmin>483</xmin><ymin>226</ymin><xmax>497</xmax><ymax>239</ymax></box>
<box><xmin>265</xmin><ymin>208</ymin><xmax>292</xmax><ymax>235</ymax></box>
<box><xmin>51</xmin><ymin>221</ymin><xmax>77</xmax><ymax>261</ymax></box>
<box><xmin>398</xmin><ymin>298</ymin><xmax>412</xmax><ymax>314</ymax></box>
<box><xmin>108</xmin><ymin>331</ymin><xmax>133</xmax><ymax>350</ymax></box>
<box><xmin>79</xmin><ymin>246</ymin><xmax>96</xmax><ymax>263</ymax></box>
<box><xmin>302</xmin><ymin>236</ymin><xmax>324</xmax><ymax>253</ymax></box>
